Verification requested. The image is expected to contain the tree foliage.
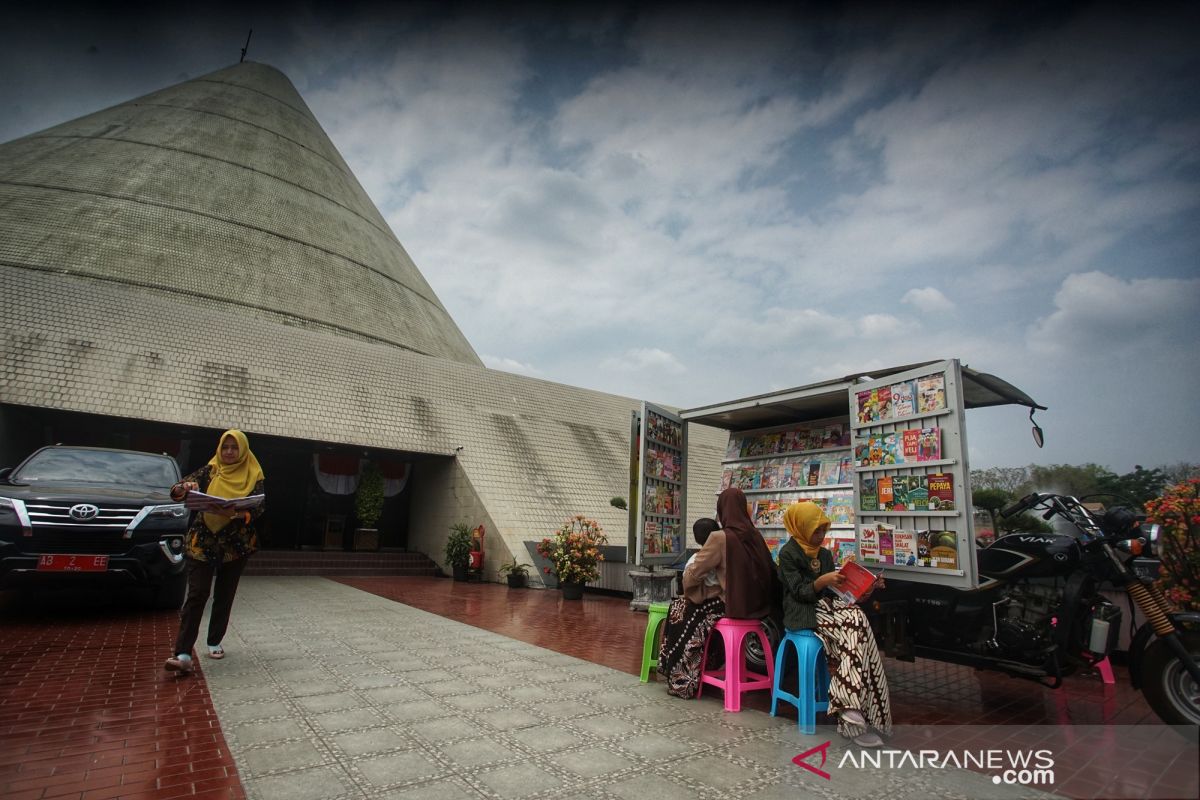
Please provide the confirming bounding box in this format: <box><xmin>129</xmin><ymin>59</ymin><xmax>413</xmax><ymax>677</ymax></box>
<box><xmin>972</xmin><ymin>488</ymin><xmax>1012</xmax><ymax>534</ymax></box>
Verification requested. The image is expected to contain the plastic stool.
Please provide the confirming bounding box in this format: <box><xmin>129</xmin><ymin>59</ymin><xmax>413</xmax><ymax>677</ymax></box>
<box><xmin>640</xmin><ymin>602</ymin><xmax>671</xmax><ymax>682</ymax></box>
<box><xmin>771</xmin><ymin>629</ymin><xmax>830</xmax><ymax>734</ymax></box>
<box><xmin>698</xmin><ymin>617</ymin><xmax>775</xmax><ymax>712</ymax></box>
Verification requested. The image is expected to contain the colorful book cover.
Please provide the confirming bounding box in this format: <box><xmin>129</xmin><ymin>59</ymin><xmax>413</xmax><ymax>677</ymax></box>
<box><xmin>917</xmin><ymin>427</ymin><xmax>941</xmax><ymax>461</ymax></box>
<box><xmin>725</xmin><ymin>437</ymin><xmax>743</xmax><ymax>460</ymax></box>
<box><xmin>916</xmin><ymin>530</ymin><xmax>933</xmax><ymax>566</ymax></box>
<box><xmin>764</xmin><ymin>535</ymin><xmax>787</xmax><ymax>563</ymax></box>
<box><xmin>927</xmin><ymin>473</ymin><xmax>955</xmax><ymax>510</ymax></box>
<box><xmin>881</xmin><ymin>432</ymin><xmax>901</xmax><ymax>465</ymax></box>
<box><xmin>856</xmin><ymin>390</ymin><xmax>875</xmax><ymax>424</ymax></box>
<box><xmin>822</xmin><ymin>424</ymin><xmax>843</xmax><ymax>449</ymax></box>
<box><xmin>807</xmin><ymin>461</ymin><xmax>821</xmax><ymax>486</ymax></box>
<box><xmin>754</xmin><ymin>500</ymin><xmax>772</xmax><ymax>527</ymax></box>
<box><xmin>908</xmin><ymin>476</ymin><xmax>929</xmax><ymax>511</ymax></box>
<box><xmin>828</xmin><ymin>499</ymin><xmax>854</xmax><ymax>526</ymax></box>
<box><xmin>918</xmin><ymin>373</ymin><xmax>947</xmax><ymax>414</ymax></box>
<box><xmin>750</xmin><ymin>466</ymin><xmax>763</xmax><ymax>490</ymax></box>
<box><xmin>838</xmin><ymin>456</ymin><xmax>854</xmax><ymax>484</ymax></box>
<box><xmin>736</xmin><ymin>465</ymin><xmax>756</xmax><ymax>490</ymax></box>
<box><xmin>877</xmin><ymin>523</ymin><xmax>895</xmax><ymax>563</ymax></box>
<box><xmin>644</xmin><ymin>520</ymin><xmax>659</xmax><ymax>554</ymax></box>
<box><xmin>891</xmin><ymin>380</ymin><xmax>917</xmax><ymax>418</ymax></box>
<box><xmin>878</xmin><ymin>476</ymin><xmax>894</xmax><ymax>510</ymax></box>
<box><xmin>860</xmin><ymin>477</ymin><xmax>878</xmax><ymax>511</ymax></box>
<box><xmin>858</xmin><ymin>387</ymin><xmax>893</xmax><ymax>423</ymax></box>
<box><xmin>928</xmin><ymin>530</ymin><xmax>959</xmax><ymax>569</ymax></box>
<box><xmin>818</xmin><ymin>459</ymin><xmax>840</xmax><ymax>485</ymax></box>
<box><xmin>720</xmin><ymin>468</ymin><xmax>733</xmax><ymax>491</ymax></box>
<box><xmin>763</xmin><ymin>433</ymin><xmax>782</xmax><ymax>455</ymax></box>
<box><xmin>836</xmin><ymin>540</ymin><xmax>859</xmax><ymax>568</ymax></box>
<box><xmin>831</xmin><ymin>558</ymin><xmax>878</xmax><ymax>604</ymax></box>
<box><xmin>768</xmin><ymin>499</ymin><xmax>785</xmax><ymax>526</ymax></box>
<box><xmin>901</xmin><ymin>428</ymin><xmax>920</xmax><ymax>462</ymax></box>
<box><xmin>778</xmin><ymin>462</ymin><xmax>794</xmax><ymax>489</ymax></box>
<box><xmin>858</xmin><ymin>525</ymin><xmax>880</xmax><ymax>562</ymax></box>
<box><xmin>890</xmin><ymin>476</ymin><xmax>910</xmax><ymax>511</ymax></box>
<box><xmin>892</xmin><ymin>530</ymin><xmax>918</xmax><ymax>566</ymax></box>
<box><xmin>759</xmin><ymin>462</ymin><xmax>779</xmax><ymax>490</ymax></box>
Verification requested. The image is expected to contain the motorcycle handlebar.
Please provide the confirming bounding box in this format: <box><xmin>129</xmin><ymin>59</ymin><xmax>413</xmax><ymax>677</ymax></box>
<box><xmin>1001</xmin><ymin>493</ymin><xmax>1041</xmax><ymax>518</ymax></box>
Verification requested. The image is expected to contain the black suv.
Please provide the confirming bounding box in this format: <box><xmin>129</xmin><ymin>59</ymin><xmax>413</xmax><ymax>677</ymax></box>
<box><xmin>0</xmin><ymin>445</ymin><xmax>189</xmax><ymax>608</ymax></box>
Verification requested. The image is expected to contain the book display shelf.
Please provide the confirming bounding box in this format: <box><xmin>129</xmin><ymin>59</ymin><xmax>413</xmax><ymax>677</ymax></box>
<box><xmin>848</xmin><ymin>359</ymin><xmax>978</xmax><ymax>590</ymax></box>
<box><xmin>718</xmin><ymin>415</ymin><xmax>857</xmax><ymax>565</ymax></box>
<box><xmin>633</xmin><ymin>402</ymin><xmax>688</xmax><ymax>566</ymax></box>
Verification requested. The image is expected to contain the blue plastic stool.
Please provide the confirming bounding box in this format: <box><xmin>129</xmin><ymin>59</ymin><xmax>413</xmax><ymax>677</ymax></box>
<box><xmin>770</xmin><ymin>629</ymin><xmax>830</xmax><ymax>734</ymax></box>
<box><xmin>640</xmin><ymin>602</ymin><xmax>671</xmax><ymax>682</ymax></box>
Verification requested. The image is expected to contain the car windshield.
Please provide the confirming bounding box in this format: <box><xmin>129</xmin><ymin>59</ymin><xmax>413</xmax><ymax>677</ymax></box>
<box><xmin>13</xmin><ymin>449</ymin><xmax>180</xmax><ymax>488</ymax></box>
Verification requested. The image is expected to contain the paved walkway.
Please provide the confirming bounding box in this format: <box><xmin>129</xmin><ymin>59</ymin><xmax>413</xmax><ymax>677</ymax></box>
<box><xmin>207</xmin><ymin>577</ymin><xmax>1057</xmax><ymax>800</ymax></box>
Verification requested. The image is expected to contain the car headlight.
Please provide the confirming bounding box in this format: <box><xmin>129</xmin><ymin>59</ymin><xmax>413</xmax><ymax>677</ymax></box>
<box><xmin>149</xmin><ymin>504</ymin><xmax>188</xmax><ymax>518</ymax></box>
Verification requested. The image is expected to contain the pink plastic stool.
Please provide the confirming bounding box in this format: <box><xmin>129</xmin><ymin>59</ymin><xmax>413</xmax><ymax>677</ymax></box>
<box><xmin>698</xmin><ymin>617</ymin><xmax>775</xmax><ymax>712</ymax></box>
<box><xmin>1096</xmin><ymin>657</ymin><xmax>1115</xmax><ymax>684</ymax></box>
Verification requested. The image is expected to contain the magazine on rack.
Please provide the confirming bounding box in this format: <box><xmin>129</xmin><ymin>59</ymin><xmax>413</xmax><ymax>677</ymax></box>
<box><xmin>830</xmin><ymin>558</ymin><xmax>879</xmax><ymax>605</ymax></box>
<box><xmin>184</xmin><ymin>490</ymin><xmax>265</xmax><ymax>513</ymax></box>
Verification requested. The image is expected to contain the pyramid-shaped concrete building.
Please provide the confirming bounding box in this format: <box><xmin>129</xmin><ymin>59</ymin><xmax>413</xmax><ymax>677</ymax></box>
<box><xmin>0</xmin><ymin>62</ymin><xmax>722</xmax><ymax>583</ymax></box>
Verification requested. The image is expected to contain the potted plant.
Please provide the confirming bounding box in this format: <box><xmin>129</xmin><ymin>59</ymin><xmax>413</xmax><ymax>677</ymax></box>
<box><xmin>445</xmin><ymin>522</ymin><xmax>473</xmax><ymax>581</ymax></box>
<box><xmin>536</xmin><ymin>515</ymin><xmax>607</xmax><ymax>599</ymax></box>
<box><xmin>353</xmin><ymin>463</ymin><xmax>385</xmax><ymax>551</ymax></box>
<box><xmin>498</xmin><ymin>558</ymin><xmax>531</xmax><ymax>588</ymax></box>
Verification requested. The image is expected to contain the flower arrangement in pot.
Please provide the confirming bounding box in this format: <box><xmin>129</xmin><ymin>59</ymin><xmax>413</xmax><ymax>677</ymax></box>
<box><xmin>498</xmin><ymin>558</ymin><xmax>531</xmax><ymax>588</ymax></box>
<box><xmin>1145</xmin><ymin>477</ymin><xmax>1200</xmax><ymax>611</ymax></box>
<box><xmin>445</xmin><ymin>522</ymin><xmax>473</xmax><ymax>581</ymax></box>
<box><xmin>536</xmin><ymin>515</ymin><xmax>607</xmax><ymax>599</ymax></box>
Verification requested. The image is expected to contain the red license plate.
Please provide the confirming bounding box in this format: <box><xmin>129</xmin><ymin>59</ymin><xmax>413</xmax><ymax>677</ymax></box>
<box><xmin>37</xmin><ymin>554</ymin><xmax>109</xmax><ymax>572</ymax></box>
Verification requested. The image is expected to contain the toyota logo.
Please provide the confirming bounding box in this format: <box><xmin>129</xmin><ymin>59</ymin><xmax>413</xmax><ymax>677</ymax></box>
<box><xmin>69</xmin><ymin>503</ymin><xmax>100</xmax><ymax>521</ymax></box>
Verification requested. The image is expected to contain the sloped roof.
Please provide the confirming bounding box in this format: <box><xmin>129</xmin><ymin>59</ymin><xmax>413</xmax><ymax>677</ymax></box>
<box><xmin>0</xmin><ymin>62</ymin><xmax>480</xmax><ymax>365</ymax></box>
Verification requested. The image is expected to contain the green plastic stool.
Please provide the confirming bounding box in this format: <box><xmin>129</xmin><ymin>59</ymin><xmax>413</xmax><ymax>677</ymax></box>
<box><xmin>640</xmin><ymin>601</ymin><xmax>671</xmax><ymax>682</ymax></box>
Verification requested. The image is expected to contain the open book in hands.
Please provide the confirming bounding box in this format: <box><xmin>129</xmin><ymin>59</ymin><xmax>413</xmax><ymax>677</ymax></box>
<box><xmin>183</xmin><ymin>490</ymin><xmax>265</xmax><ymax>513</ymax></box>
<box><xmin>829</xmin><ymin>558</ymin><xmax>879</xmax><ymax>605</ymax></box>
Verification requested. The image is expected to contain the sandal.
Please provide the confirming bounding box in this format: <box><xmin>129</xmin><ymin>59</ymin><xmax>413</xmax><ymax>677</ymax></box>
<box><xmin>207</xmin><ymin>645</ymin><xmax>225</xmax><ymax>660</ymax></box>
<box><xmin>853</xmin><ymin>732</ymin><xmax>884</xmax><ymax>748</ymax></box>
<box><xmin>164</xmin><ymin>654</ymin><xmax>193</xmax><ymax>673</ymax></box>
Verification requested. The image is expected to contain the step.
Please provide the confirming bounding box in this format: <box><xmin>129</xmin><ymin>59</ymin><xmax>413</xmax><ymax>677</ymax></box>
<box><xmin>243</xmin><ymin>550</ymin><xmax>440</xmax><ymax>577</ymax></box>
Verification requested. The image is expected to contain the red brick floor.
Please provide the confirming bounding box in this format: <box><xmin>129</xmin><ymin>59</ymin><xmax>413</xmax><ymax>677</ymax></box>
<box><xmin>0</xmin><ymin>590</ymin><xmax>244</xmax><ymax>800</ymax></box>
<box><xmin>336</xmin><ymin>577</ymin><xmax>1197</xmax><ymax>800</ymax></box>
<box><xmin>2</xmin><ymin>578</ymin><xmax>1193</xmax><ymax>800</ymax></box>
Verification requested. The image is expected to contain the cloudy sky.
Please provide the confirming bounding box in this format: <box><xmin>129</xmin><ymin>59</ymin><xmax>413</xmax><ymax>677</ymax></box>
<box><xmin>2</xmin><ymin>2</ymin><xmax>1198</xmax><ymax>473</ymax></box>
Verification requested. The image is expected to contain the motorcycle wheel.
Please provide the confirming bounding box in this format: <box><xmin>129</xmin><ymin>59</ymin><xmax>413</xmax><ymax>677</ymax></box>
<box><xmin>745</xmin><ymin>615</ymin><xmax>782</xmax><ymax>673</ymax></box>
<box><xmin>1140</xmin><ymin>631</ymin><xmax>1200</xmax><ymax>733</ymax></box>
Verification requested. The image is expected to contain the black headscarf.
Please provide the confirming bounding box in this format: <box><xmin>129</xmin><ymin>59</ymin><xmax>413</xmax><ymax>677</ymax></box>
<box><xmin>716</xmin><ymin>487</ymin><xmax>778</xmax><ymax>619</ymax></box>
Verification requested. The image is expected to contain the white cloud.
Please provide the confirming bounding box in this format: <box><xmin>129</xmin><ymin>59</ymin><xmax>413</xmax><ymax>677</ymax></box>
<box><xmin>600</xmin><ymin>348</ymin><xmax>686</xmax><ymax>375</ymax></box>
<box><xmin>1027</xmin><ymin>271</ymin><xmax>1200</xmax><ymax>356</ymax></box>
<box><xmin>902</xmin><ymin>287</ymin><xmax>955</xmax><ymax>314</ymax></box>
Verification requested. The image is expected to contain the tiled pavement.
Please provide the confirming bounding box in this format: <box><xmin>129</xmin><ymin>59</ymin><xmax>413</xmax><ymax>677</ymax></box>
<box><xmin>2</xmin><ymin>577</ymin><xmax>1197</xmax><ymax>800</ymax></box>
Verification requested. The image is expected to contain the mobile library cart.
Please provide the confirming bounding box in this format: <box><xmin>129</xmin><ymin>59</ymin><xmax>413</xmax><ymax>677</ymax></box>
<box><xmin>675</xmin><ymin>359</ymin><xmax>1044</xmax><ymax>590</ymax></box>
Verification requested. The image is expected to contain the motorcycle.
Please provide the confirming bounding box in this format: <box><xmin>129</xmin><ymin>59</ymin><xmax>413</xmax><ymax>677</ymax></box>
<box><xmin>866</xmin><ymin>492</ymin><xmax>1200</xmax><ymax>729</ymax></box>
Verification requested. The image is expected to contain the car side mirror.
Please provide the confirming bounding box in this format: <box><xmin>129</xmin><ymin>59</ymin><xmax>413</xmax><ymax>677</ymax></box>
<box><xmin>0</xmin><ymin>467</ymin><xmax>11</xmax><ymax>483</ymax></box>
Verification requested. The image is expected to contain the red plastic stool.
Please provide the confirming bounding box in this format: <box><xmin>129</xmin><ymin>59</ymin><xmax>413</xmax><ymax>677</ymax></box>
<box><xmin>698</xmin><ymin>617</ymin><xmax>775</xmax><ymax>712</ymax></box>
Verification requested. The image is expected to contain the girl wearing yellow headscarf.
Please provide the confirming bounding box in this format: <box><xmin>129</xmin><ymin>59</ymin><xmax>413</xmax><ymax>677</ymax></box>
<box><xmin>777</xmin><ymin>501</ymin><xmax>892</xmax><ymax>747</ymax></box>
<box><xmin>164</xmin><ymin>429</ymin><xmax>266</xmax><ymax>674</ymax></box>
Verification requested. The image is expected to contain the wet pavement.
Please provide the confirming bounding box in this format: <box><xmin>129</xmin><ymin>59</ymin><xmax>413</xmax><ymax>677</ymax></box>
<box><xmin>1</xmin><ymin>577</ymin><xmax>1196</xmax><ymax>800</ymax></box>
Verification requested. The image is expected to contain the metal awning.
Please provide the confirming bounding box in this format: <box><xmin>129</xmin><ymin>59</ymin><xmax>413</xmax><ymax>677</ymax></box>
<box><xmin>680</xmin><ymin>360</ymin><xmax>1045</xmax><ymax>431</ymax></box>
